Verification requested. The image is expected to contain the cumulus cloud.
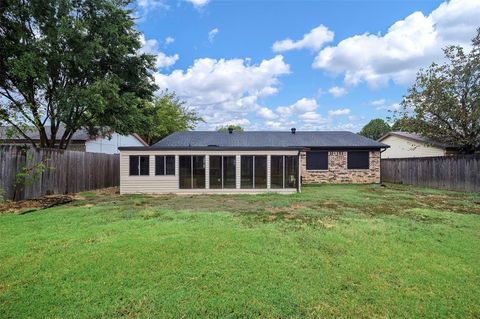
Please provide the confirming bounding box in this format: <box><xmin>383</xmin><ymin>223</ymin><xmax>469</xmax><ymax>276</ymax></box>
<box><xmin>138</xmin><ymin>35</ymin><xmax>179</xmax><ymax>69</ymax></box>
<box><xmin>328</xmin><ymin>86</ymin><xmax>348</xmax><ymax>98</ymax></box>
<box><xmin>257</xmin><ymin>107</ymin><xmax>278</xmax><ymax>120</ymax></box>
<box><xmin>154</xmin><ymin>55</ymin><xmax>290</xmax><ymax>129</ymax></box>
<box><xmin>208</xmin><ymin>28</ymin><xmax>219</xmax><ymax>43</ymax></box>
<box><xmin>313</xmin><ymin>0</ymin><xmax>480</xmax><ymax>87</ymax></box>
<box><xmin>328</xmin><ymin>108</ymin><xmax>351</xmax><ymax>117</ymax></box>
<box><xmin>276</xmin><ymin>98</ymin><xmax>318</xmax><ymax>117</ymax></box>
<box><xmin>273</xmin><ymin>25</ymin><xmax>334</xmax><ymax>52</ymax></box>
<box><xmin>164</xmin><ymin>36</ymin><xmax>175</xmax><ymax>45</ymax></box>
<box><xmin>370</xmin><ymin>99</ymin><xmax>386</xmax><ymax>106</ymax></box>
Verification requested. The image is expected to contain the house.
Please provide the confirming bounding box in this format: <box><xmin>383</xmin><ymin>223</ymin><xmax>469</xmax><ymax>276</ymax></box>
<box><xmin>378</xmin><ymin>131</ymin><xmax>459</xmax><ymax>159</ymax></box>
<box><xmin>0</xmin><ymin>126</ymin><xmax>148</xmax><ymax>154</ymax></box>
<box><xmin>118</xmin><ymin>129</ymin><xmax>389</xmax><ymax>194</ymax></box>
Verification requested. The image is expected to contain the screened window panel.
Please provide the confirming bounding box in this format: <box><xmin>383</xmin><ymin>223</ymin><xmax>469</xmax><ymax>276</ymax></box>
<box><xmin>347</xmin><ymin>151</ymin><xmax>369</xmax><ymax>169</ymax></box>
<box><xmin>192</xmin><ymin>156</ymin><xmax>205</xmax><ymax>189</ymax></box>
<box><xmin>241</xmin><ymin>156</ymin><xmax>254</xmax><ymax>189</ymax></box>
<box><xmin>155</xmin><ymin>156</ymin><xmax>165</xmax><ymax>175</ymax></box>
<box><xmin>306</xmin><ymin>151</ymin><xmax>328</xmax><ymax>170</ymax></box>
<box><xmin>179</xmin><ymin>156</ymin><xmax>192</xmax><ymax>189</ymax></box>
<box><xmin>209</xmin><ymin>156</ymin><xmax>222</xmax><ymax>189</ymax></box>
<box><xmin>223</xmin><ymin>156</ymin><xmax>236</xmax><ymax>188</ymax></box>
<box><xmin>270</xmin><ymin>156</ymin><xmax>284</xmax><ymax>189</ymax></box>
<box><xmin>254</xmin><ymin>156</ymin><xmax>267</xmax><ymax>188</ymax></box>
<box><xmin>139</xmin><ymin>156</ymin><xmax>149</xmax><ymax>175</ymax></box>
<box><xmin>284</xmin><ymin>156</ymin><xmax>298</xmax><ymax>188</ymax></box>
<box><xmin>129</xmin><ymin>156</ymin><xmax>139</xmax><ymax>175</ymax></box>
<box><xmin>165</xmin><ymin>156</ymin><xmax>175</xmax><ymax>175</ymax></box>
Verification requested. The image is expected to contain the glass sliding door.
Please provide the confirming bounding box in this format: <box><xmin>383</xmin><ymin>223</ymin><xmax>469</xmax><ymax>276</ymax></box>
<box><xmin>179</xmin><ymin>156</ymin><xmax>192</xmax><ymax>189</ymax></box>
<box><xmin>254</xmin><ymin>156</ymin><xmax>267</xmax><ymax>188</ymax></box>
<box><xmin>270</xmin><ymin>156</ymin><xmax>284</xmax><ymax>188</ymax></box>
<box><xmin>223</xmin><ymin>156</ymin><xmax>236</xmax><ymax>188</ymax></box>
<box><xmin>284</xmin><ymin>156</ymin><xmax>298</xmax><ymax>188</ymax></box>
<box><xmin>241</xmin><ymin>156</ymin><xmax>254</xmax><ymax>189</ymax></box>
<box><xmin>209</xmin><ymin>156</ymin><xmax>222</xmax><ymax>189</ymax></box>
<box><xmin>179</xmin><ymin>155</ymin><xmax>205</xmax><ymax>189</ymax></box>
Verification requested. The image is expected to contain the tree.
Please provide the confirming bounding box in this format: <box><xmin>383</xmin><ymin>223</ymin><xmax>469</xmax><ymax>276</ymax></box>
<box><xmin>391</xmin><ymin>118</ymin><xmax>416</xmax><ymax>132</ymax></box>
<box><xmin>217</xmin><ymin>125</ymin><xmax>244</xmax><ymax>132</ymax></box>
<box><xmin>141</xmin><ymin>91</ymin><xmax>203</xmax><ymax>145</ymax></box>
<box><xmin>400</xmin><ymin>29</ymin><xmax>480</xmax><ymax>153</ymax></box>
<box><xmin>0</xmin><ymin>0</ymin><xmax>157</xmax><ymax>149</ymax></box>
<box><xmin>359</xmin><ymin>119</ymin><xmax>391</xmax><ymax>140</ymax></box>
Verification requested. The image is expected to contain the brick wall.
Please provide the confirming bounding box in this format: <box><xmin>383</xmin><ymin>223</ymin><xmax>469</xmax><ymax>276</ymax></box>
<box><xmin>300</xmin><ymin>150</ymin><xmax>381</xmax><ymax>184</ymax></box>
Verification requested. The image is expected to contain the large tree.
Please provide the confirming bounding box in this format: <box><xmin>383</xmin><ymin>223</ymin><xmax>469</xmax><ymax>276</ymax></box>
<box><xmin>0</xmin><ymin>0</ymin><xmax>157</xmax><ymax>149</ymax></box>
<box><xmin>359</xmin><ymin>118</ymin><xmax>391</xmax><ymax>140</ymax></box>
<box><xmin>141</xmin><ymin>91</ymin><xmax>203</xmax><ymax>145</ymax></box>
<box><xmin>217</xmin><ymin>125</ymin><xmax>244</xmax><ymax>132</ymax></box>
<box><xmin>400</xmin><ymin>29</ymin><xmax>480</xmax><ymax>153</ymax></box>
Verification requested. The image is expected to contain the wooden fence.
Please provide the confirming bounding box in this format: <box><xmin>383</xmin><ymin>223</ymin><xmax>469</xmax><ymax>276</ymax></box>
<box><xmin>0</xmin><ymin>145</ymin><xmax>119</xmax><ymax>201</ymax></box>
<box><xmin>381</xmin><ymin>155</ymin><xmax>480</xmax><ymax>192</ymax></box>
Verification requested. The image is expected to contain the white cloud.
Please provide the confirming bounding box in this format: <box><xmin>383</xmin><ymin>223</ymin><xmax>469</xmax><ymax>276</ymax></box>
<box><xmin>137</xmin><ymin>0</ymin><xmax>169</xmax><ymax>14</ymax></box>
<box><xmin>376</xmin><ymin>102</ymin><xmax>402</xmax><ymax>111</ymax></box>
<box><xmin>185</xmin><ymin>0</ymin><xmax>209</xmax><ymax>8</ymax></box>
<box><xmin>328</xmin><ymin>108</ymin><xmax>351</xmax><ymax>117</ymax></box>
<box><xmin>313</xmin><ymin>0</ymin><xmax>480</xmax><ymax>87</ymax></box>
<box><xmin>154</xmin><ymin>55</ymin><xmax>290</xmax><ymax>129</ymax></box>
<box><xmin>138</xmin><ymin>35</ymin><xmax>179</xmax><ymax>69</ymax></box>
<box><xmin>257</xmin><ymin>107</ymin><xmax>277</xmax><ymax>120</ymax></box>
<box><xmin>328</xmin><ymin>86</ymin><xmax>348</xmax><ymax>98</ymax></box>
<box><xmin>273</xmin><ymin>25</ymin><xmax>334</xmax><ymax>52</ymax></box>
<box><xmin>164</xmin><ymin>36</ymin><xmax>175</xmax><ymax>45</ymax></box>
<box><xmin>370</xmin><ymin>99</ymin><xmax>386</xmax><ymax>106</ymax></box>
<box><xmin>299</xmin><ymin>111</ymin><xmax>327</xmax><ymax>123</ymax></box>
<box><xmin>276</xmin><ymin>98</ymin><xmax>318</xmax><ymax>117</ymax></box>
<box><xmin>208</xmin><ymin>28</ymin><xmax>219</xmax><ymax>43</ymax></box>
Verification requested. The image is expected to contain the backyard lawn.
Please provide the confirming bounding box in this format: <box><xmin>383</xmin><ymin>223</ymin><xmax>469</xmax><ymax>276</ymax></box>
<box><xmin>1</xmin><ymin>184</ymin><xmax>479</xmax><ymax>318</ymax></box>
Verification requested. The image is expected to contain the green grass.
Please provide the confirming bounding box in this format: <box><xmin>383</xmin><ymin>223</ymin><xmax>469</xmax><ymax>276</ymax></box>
<box><xmin>1</xmin><ymin>184</ymin><xmax>479</xmax><ymax>318</ymax></box>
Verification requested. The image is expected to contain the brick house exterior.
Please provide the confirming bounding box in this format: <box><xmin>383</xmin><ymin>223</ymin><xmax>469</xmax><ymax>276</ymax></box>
<box><xmin>300</xmin><ymin>150</ymin><xmax>381</xmax><ymax>184</ymax></box>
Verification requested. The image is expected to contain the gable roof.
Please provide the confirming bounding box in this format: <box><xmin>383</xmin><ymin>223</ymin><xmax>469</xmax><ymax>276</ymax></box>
<box><xmin>378</xmin><ymin>131</ymin><xmax>452</xmax><ymax>149</ymax></box>
<box><xmin>140</xmin><ymin>131</ymin><xmax>389</xmax><ymax>150</ymax></box>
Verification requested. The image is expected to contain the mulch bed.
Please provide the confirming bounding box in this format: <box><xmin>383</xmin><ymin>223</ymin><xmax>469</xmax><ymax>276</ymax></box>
<box><xmin>0</xmin><ymin>195</ymin><xmax>74</xmax><ymax>214</ymax></box>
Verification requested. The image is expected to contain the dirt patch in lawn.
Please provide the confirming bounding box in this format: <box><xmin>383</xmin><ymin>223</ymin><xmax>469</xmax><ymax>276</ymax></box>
<box><xmin>0</xmin><ymin>195</ymin><xmax>75</xmax><ymax>214</ymax></box>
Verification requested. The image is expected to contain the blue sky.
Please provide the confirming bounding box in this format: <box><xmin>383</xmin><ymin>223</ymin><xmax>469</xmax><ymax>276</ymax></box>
<box><xmin>135</xmin><ymin>0</ymin><xmax>479</xmax><ymax>131</ymax></box>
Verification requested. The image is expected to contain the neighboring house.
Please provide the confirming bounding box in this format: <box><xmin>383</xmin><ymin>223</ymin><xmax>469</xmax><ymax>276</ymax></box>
<box><xmin>119</xmin><ymin>129</ymin><xmax>389</xmax><ymax>194</ymax></box>
<box><xmin>0</xmin><ymin>126</ymin><xmax>147</xmax><ymax>154</ymax></box>
<box><xmin>378</xmin><ymin>131</ymin><xmax>459</xmax><ymax>159</ymax></box>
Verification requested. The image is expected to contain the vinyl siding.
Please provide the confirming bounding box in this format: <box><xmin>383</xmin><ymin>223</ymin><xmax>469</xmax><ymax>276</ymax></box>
<box><xmin>381</xmin><ymin>135</ymin><xmax>446</xmax><ymax>158</ymax></box>
<box><xmin>120</xmin><ymin>149</ymin><xmax>299</xmax><ymax>194</ymax></box>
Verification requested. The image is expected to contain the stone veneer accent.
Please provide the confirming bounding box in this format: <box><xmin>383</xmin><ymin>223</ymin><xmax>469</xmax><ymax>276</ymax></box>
<box><xmin>300</xmin><ymin>151</ymin><xmax>381</xmax><ymax>184</ymax></box>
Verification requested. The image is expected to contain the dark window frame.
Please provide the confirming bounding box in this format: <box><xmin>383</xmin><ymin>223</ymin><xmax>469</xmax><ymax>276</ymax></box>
<box><xmin>306</xmin><ymin>151</ymin><xmax>328</xmax><ymax>170</ymax></box>
<box><xmin>129</xmin><ymin>155</ymin><xmax>150</xmax><ymax>176</ymax></box>
<box><xmin>271</xmin><ymin>155</ymin><xmax>298</xmax><ymax>189</ymax></box>
<box><xmin>179</xmin><ymin>155</ymin><xmax>206</xmax><ymax>189</ymax></box>
<box><xmin>347</xmin><ymin>151</ymin><xmax>370</xmax><ymax>169</ymax></box>
<box><xmin>155</xmin><ymin>155</ymin><xmax>175</xmax><ymax>176</ymax></box>
<box><xmin>240</xmin><ymin>155</ymin><xmax>267</xmax><ymax>189</ymax></box>
<box><xmin>209</xmin><ymin>155</ymin><xmax>236</xmax><ymax>189</ymax></box>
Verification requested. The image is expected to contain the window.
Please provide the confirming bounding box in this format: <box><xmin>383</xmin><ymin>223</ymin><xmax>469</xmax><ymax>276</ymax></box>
<box><xmin>155</xmin><ymin>156</ymin><xmax>175</xmax><ymax>175</ymax></box>
<box><xmin>241</xmin><ymin>156</ymin><xmax>267</xmax><ymax>189</ymax></box>
<box><xmin>347</xmin><ymin>151</ymin><xmax>370</xmax><ymax>169</ymax></box>
<box><xmin>179</xmin><ymin>155</ymin><xmax>206</xmax><ymax>189</ymax></box>
<box><xmin>306</xmin><ymin>151</ymin><xmax>328</xmax><ymax>170</ymax></box>
<box><xmin>271</xmin><ymin>155</ymin><xmax>298</xmax><ymax>189</ymax></box>
<box><xmin>209</xmin><ymin>156</ymin><xmax>236</xmax><ymax>189</ymax></box>
<box><xmin>129</xmin><ymin>155</ymin><xmax>149</xmax><ymax>176</ymax></box>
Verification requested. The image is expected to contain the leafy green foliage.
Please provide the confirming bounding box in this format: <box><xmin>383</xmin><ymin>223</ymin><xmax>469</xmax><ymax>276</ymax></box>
<box><xmin>391</xmin><ymin>117</ymin><xmax>416</xmax><ymax>132</ymax></box>
<box><xmin>359</xmin><ymin>118</ymin><xmax>391</xmax><ymax>140</ymax></box>
<box><xmin>1</xmin><ymin>184</ymin><xmax>479</xmax><ymax>317</ymax></box>
<box><xmin>216</xmin><ymin>125</ymin><xmax>244</xmax><ymax>132</ymax></box>
<box><xmin>0</xmin><ymin>0</ymin><xmax>157</xmax><ymax>148</ymax></box>
<box><xmin>141</xmin><ymin>91</ymin><xmax>203</xmax><ymax>145</ymax></box>
<box><xmin>400</xmin><ymin>29</ymin><xmax>480</xmax><ymax>153</ymax></box>
<box><xmin>13</xmin><ymin>153</ymin><xmax>53</xmax><ymax>201</ymax></box>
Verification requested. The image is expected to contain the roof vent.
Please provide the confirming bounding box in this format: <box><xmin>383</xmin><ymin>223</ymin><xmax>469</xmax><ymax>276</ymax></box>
<box><xmin>228</xmin><ymin>127</ymin><xmax>233</xmax><ymax>134</ymax></box>
<box><xmin>291</xmin><ymin>128</ymin><xmax>296</xmax><ymax>134</ymax></box>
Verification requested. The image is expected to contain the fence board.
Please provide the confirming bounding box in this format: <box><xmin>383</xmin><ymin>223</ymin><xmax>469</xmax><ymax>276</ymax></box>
<box><xmin>381</xmin><ymin>155</ymin><xmax>480</xmax><ymax>193</ymax></box>
<box><xmin>0</xmin><ymin>145</ymin><xmax>119</xmax><ymax>201</ymax></box>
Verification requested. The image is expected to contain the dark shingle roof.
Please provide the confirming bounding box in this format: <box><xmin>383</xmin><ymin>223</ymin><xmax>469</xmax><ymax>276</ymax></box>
<box><xmin>147</xmin><ymin>131</ymin><xmax>389</xmax><ymax>149</ymax></box>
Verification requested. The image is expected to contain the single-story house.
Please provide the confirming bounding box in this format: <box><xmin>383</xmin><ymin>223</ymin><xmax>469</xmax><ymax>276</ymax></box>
<box><xmin>0</xmin><ymin>125</ymin><xmax>148</xmax><ymax>154</ymax></box>
<box><xmin>119</xmin><ymin>129</ymin><xmax>389</xmax><ymax>194</ymax></box>
<box><xmin>378</xmin><ymin>131</ymin><xmax>459</xmax><ymax>158</ymax></box>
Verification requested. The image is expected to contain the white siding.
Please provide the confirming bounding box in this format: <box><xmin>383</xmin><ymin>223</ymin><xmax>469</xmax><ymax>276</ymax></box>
<box><xmin>381</xmin><ymin>135</ymin><xmax>445</xmax><ymax>158</ymax></box>
<box><xmin>86</xmin><ymin>133</ymin><xmax>144</xmax><ymax>154</ymax></box>
<box><xmin>120</xmin><ymin>150</ymin><xmax>299</xmax><ymax>194</ymax></box>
